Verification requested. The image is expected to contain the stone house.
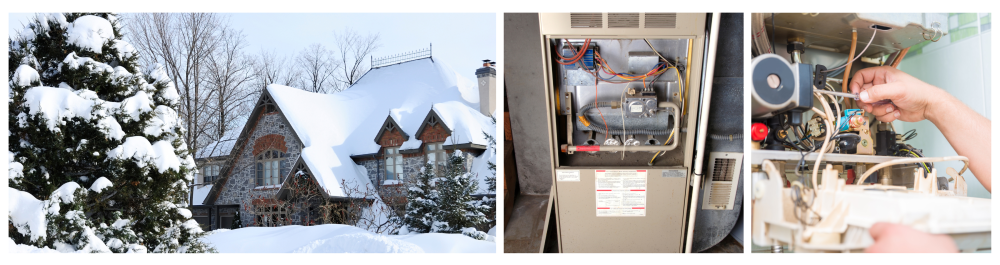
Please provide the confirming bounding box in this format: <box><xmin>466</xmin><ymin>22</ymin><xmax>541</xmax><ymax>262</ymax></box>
<box><xmin>192</xmin><ymin>58</ymin><xmax>496</xmax><ymax>231</ymax></box>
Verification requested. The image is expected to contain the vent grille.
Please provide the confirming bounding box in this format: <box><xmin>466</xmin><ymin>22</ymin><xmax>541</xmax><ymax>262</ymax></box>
<box><xmin>570</xmin><ymin>13</ymin><xmax>603</xmax><ymax>28</ymax></box>
<box><xmin>711</xmin><ymin>158</ymin><xmax>736</xmax><ymax>181</ymax></box>
<box><xmin>608</xmin><ymin>13</ymin><xmax>640</xmax><ymax>28</ymax></box>
<box><xmin>645</xmin><ymin>13</ymin><xmax>677</xmax><ymax>28</ymax></box>
<box><xmin>707</xmin><ymin>182</ymin><xmax>733</xmax><ymax>206</ymax></box>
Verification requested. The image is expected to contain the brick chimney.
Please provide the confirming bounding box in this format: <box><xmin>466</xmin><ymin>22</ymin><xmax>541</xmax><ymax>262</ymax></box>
<box><xmin>475</xmin><ymin>59</ymin><xmax>496</xmax><ymax>116</ymax></box>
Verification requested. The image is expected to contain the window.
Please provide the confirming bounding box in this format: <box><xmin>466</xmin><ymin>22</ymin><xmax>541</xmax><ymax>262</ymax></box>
<box><xmin>384</xmin><ymin>147</ymin><xmax>403</xmax><ymax>181</ymax></box>
<box><xmin>254</xmin><ymin>205</ymin><xmax>288</xmax><ymax>227</ymax></box>
<box><xmin>426</xmin><ymin>143</ymin><xmax>446</xmax><ymax>174</ymax></box>
<box><xmin>255</xmin><ymin>150</ymin><xmax>287</xmax><ymax>187</ymax></box>
<box><xmin>203</xmin><ymin>165</ymin><xmax>220</xmax><ymax>183</ymax></box>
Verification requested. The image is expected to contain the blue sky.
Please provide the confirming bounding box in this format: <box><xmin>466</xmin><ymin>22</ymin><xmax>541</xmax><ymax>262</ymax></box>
<box><xmin>9</xmin><ymin>13</ymin><xmax>496</xmax><ymax>81</ymax></box>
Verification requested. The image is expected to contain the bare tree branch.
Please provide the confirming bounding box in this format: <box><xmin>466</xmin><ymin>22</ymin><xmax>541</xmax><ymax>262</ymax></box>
<box><xmin>332</xmin><ymin>28</ymin><xmax>381</xmax><ymax>92</ymax></box>
<box><xmin>203</xmin><ymin>26</ymin><xmax>255</xmax><ymax>142</ymax></box>
<box><xmin>295</xmin><ymin>43</ymin><xmax>339</xmax><ymax>94</ymax></box>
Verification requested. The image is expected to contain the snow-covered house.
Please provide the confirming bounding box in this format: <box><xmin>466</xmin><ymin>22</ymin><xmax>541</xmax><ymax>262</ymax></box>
<box><xmin>195</xmin><ymin>58</ymin><xmax>496</xmax><ymax>231</ymax></box>
<box><xmin>189</xmin><ymin>129</ymin><xmax>239</xmax><ymax>230</ymax></box>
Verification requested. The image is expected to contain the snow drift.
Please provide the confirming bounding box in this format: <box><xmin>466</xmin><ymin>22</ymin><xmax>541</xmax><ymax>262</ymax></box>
<box><xmin>203</xmin><ymin>224</ymin><xmax>495</xmax><ymax>253</ymax></box>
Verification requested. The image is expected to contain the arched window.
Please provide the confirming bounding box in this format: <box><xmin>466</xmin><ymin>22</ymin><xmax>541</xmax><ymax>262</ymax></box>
<box><xmin>256</xmin><ymin>150</ymin><xmax>287</xmax><ymax>186</ymax></box>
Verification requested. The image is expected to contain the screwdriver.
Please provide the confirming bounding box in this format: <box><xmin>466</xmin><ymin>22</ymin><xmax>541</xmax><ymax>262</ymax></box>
<box><xmin>813</xmin><ymin>89</ymin><xmax>858</xmax><ymax>99</ymax></box>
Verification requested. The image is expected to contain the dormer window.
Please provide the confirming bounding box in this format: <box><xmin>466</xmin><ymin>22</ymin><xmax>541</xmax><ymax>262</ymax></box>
<box><xmin>426</xmin><ymin>143</ymin><xmax>445</xmax><ymax>175</ymax></box>
<box><xmin>375</xmin><ymin>116</ymin><xmax>408</xmax><ymax>147</ymax></box>
<box><xmin>384</xmin><ymin>147</ymin><xmax>403</xmax><ymax>181</ymax></box>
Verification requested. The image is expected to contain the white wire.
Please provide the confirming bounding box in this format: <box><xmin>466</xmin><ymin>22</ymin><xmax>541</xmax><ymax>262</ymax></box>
<box><xmin>823</xmin><ymin>28</ymin><xmax>877</xmax><ymax>73</ymax></box>
<box><xmin>620</xmin><ymin>84</ymin><xmax>629</xmax><ymax>159</ymax></box>
<box><xmin>856</xmin><ymin>156</ymin><xmax>970</xmax><ymax>185</ymax></box>
<box><xmin>811</xmin><ymin>90</ymin><xmax>836</xmax><ymax>189</ymax></box>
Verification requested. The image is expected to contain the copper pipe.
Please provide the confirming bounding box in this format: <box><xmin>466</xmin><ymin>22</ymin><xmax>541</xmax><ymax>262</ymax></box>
<box><xmin>842</xmin><ymin>29</ymin><xmax>858</xmax><ymax>108</ymax></box>
<box><xmin>891</xmin><ymin>47</ymin><xmax>911</xmax><ymax>68</ymax></box>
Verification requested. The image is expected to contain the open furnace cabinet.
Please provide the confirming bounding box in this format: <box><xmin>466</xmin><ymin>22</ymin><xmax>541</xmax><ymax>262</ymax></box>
<box><xmin>534</xmin><ymin>13</ymin><xmax>731</xmax><ymax>253</ymax></box>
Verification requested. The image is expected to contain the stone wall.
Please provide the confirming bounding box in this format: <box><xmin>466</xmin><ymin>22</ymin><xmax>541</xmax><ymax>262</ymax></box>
<box><xmin>214</xmin><ymin>112</ymin><xmax>303</xmax><ymax>226</ymax></box>
<box><xmin>358</xmin><ymin>147</ymin><xmax>481</xmax><ymax>186</ymax></box>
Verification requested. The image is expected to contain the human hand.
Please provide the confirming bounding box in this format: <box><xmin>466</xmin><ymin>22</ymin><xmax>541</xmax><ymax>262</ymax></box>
<box><xmin>865</xmin><ymin>222</ymin><xmax>958</xmax><ymax>253</ymax></box>
<box><xmin>849</xmin><ymin>66</ymin><xmax>952</xmax><ymax>123</ymax></box>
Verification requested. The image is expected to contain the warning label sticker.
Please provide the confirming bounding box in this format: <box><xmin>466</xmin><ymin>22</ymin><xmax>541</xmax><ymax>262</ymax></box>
<box><xmin>556</xmin><ymin>170</ymin><xmax>580</xmax><ymax>182</ymax></box>
<box><xmin>595</xmin><ymin>170</ymin><xmax>647</xmax><ymax>217</ymax></box>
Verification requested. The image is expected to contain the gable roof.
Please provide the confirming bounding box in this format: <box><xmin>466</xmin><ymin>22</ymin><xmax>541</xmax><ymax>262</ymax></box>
<box><xmin>414</xmin><ymin>108</ymin><xmax>449</xmax><ymax>140</ymax></box>
<box><xmin>204</xmin><ymin>88</ymin><xmax>308</xmax><ymax>204</ymax></box>
<box><xmin>373</xmin><ymin>114</ymin><xmax>409</xmax><ymax>145</ymax></box>
<box><xmin>421</xmin><ymin>101</ymin><xmax>494</xmax><ymax>147</ymax></box>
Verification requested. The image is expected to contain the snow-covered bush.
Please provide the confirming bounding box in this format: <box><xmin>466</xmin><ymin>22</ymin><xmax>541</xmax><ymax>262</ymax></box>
<box><xmin>402</xmin><ymin>149</ymin><xmax>489</xmax><ymax>235</ymax></box>
<box><xmin>8</xmin><ymin>13</ymin><xmax>212</xmax><ymax>253</ymax></box>
<box><xmin>461</xmin><ymin>227</ymin><xmax>488</xmax><ymax>241</ymax></box>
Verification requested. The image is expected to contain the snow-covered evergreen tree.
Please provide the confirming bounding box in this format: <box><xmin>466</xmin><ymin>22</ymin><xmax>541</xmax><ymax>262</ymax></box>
<box><xmin>232</xmin><ymin>210</ymin><xmax>243</xmax><ymax>229</ymax></box>
<box><xmin>476</xmin><ymin>115</ymin><xmax>498</xmax><ymax>231</ymax></box>
<box><xmin>431</xmin><ymin>150</ymin><xmax>489</xmax><ymax>233</ymax></box>
<box><xmin>401</xmin><ymin>164</ymin><xmax>438</xmax><ymax>234</ymax></box>
<box><xmin>8</xmin><ymin>13</ymin><xmax>213</xmax><ymax>253</ymax></box>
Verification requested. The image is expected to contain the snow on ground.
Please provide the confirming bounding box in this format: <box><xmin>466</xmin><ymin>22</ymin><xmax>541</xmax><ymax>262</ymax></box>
<box><xmin>203</xmin><ymin>224</ymin><xmax>495</xmax><ymax>253</ymax></box>
<box><xmin>7</xmin><ymin>237</ymin><xmax>59</xmax><ymax>253</ymax></box>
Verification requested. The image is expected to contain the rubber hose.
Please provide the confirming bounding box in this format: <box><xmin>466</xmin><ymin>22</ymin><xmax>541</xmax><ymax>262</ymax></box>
<box><xmin>709</xmin><ymin>133</ymin><xmax>743</xmax><ymax>141</ymax></box>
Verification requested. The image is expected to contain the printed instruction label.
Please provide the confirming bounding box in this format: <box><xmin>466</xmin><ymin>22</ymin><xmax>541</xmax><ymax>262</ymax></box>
<box><xmin>556</xmin><ymin>170</ymin><xmax>580</xmax><ymax>182</ymax></box>
<box><xmin>595</xmin><ymin>170</ymin><xmax>647</xmax><ymax>217</ymax></box>
<box><xmin>661</xmin><ymin>169</ymin><xmax>686</xmax><ymax>178</ymax></box>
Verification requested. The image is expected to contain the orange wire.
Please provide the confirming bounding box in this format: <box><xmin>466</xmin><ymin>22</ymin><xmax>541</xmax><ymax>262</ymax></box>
<box><xmin>556</xmin><ymin>39</ymin><xmax>591</xmax><ymax>65</ymax></box>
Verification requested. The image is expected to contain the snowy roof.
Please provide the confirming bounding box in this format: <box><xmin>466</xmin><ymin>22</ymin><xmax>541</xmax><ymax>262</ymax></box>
<box><xmin>191</xmin><ymin>185</ymin><xmax>212</xmax><ymax>206</ymax></box>
<box><xmin>196</xmin><ymin>129</ymin><xmax>241</xmax><ymax>159</ymax></box>
<box><xmin>266</xmin><ymin>59</ymin><xmax>482</xmax><ymax>198</ymax></box>
<box><xmin>428</xmin><ymin>101</ymin><xmax>494</xmax><ymax>147</ymax></box>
